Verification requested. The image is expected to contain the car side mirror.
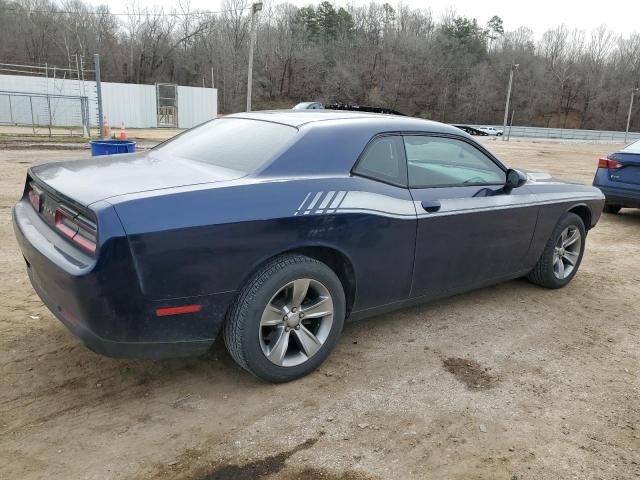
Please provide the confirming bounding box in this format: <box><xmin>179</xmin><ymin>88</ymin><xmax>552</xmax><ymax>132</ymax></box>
<box><xmin>505</xmin><ymin>169</ymin><xmax>527</xmax><ymax>192</ymax></box>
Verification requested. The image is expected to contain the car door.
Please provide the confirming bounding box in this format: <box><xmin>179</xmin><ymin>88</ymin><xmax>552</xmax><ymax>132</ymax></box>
<box><xmin>349</xmin><ymin>134</ymin><xmax>417</xmax><ymax>309</ymax></box>
<box><xmin>405</xmin><ymin>134</ymin><xmax>538</xmax><ymax>299</ymax></box>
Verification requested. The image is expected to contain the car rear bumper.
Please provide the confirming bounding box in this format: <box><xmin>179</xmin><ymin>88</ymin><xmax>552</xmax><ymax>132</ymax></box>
<box><xmin>28</xmin><ymin>268</ymin><xmax>214</xmax><ymax>358</ymax></box>
<box><xmin>595</xmin><ymin>185</ymin><xmax>640</xmax><ymax>208</ymax></box>
<box><xmin>13</xmin><ymin>200</ymin><xmax>233</xmax><ymax>359</ymax></box>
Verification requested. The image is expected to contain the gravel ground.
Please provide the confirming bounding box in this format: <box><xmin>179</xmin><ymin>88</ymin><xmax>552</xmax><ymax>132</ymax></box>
<box><xmin>0</xmin><ymin>139</ymin><xmax>638</xmax><ymax>480</ymax></box>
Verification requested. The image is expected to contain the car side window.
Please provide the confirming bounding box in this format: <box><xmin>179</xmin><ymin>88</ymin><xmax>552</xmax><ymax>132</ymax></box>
<box><xmin>404</xmin><ymin>135</ymin><xmax>506</xmax><ymax>188</ymax></box>
<box><xmin>353</xmin><ymin>135</ymin><xmax>407</xmax><ymax>186</ymax></box>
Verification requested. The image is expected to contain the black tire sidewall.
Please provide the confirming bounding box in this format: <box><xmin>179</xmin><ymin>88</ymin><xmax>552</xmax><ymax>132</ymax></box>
<box><xmin>238</xmin><ymin>257</ymin><xmax>345</xmax><ymax>383</ymax></box>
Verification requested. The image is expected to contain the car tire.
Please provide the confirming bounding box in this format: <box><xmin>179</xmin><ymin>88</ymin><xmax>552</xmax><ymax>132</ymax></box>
<box><xmin>223</xmin><ymin>254</ymin><xmax>345</xmax><ymax>383</ymax></box>
<box><xmin>527</xmin><ymin>213</ymin><xmax>586</xmax><ymax>289</ymax></box>
<box><xmin>603</xmin><ymin>204</ymin><xmax>621</xmax><ymax>214</ymax></box>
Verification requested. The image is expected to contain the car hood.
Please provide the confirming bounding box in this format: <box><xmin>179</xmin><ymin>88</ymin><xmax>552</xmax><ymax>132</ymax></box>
<box><xmin>29</xmin><ymin>150</ymin><xmax>245</xmax><ymax>206</ymax></box>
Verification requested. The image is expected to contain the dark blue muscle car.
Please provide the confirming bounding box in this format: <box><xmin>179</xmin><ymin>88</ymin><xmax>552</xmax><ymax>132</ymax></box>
<box><xmin>13</xmin><ymin>111</ymin><xmax>605</xmax><ymax>382</ymax></box>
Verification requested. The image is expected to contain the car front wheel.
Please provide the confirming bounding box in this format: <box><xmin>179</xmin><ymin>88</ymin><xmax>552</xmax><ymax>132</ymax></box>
<box><xmin>223</xmin><ymin>254</ymin><xmax>345</xmax><ymax>383</ymax></box>
<box><xmin>527</xmin><ymin>212</ymin><xmax>586</xmax><ymax>289</ymax></box>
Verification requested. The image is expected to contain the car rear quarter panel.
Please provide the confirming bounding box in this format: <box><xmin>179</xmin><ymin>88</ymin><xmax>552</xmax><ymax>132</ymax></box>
<box><xmin>12</xmin><ymin>199</ymin><xmax>186</xmax><ymax>344</ymax></box>
<box><xmin>111</xmin><ymin>176</ymin><xmax>417</xmax><ymax>313</ymax></box>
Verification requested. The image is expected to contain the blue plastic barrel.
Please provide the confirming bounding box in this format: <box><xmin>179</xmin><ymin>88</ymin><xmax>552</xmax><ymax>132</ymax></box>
<box><xmin>90</xmin><ymin>140</ymin><xmax>137</xmax><ymax>156</ymax></box>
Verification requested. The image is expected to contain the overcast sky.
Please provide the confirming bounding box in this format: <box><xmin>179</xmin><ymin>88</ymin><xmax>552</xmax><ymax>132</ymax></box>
<box><xmin>87</xmin><ymin>0</ymin><xmax>639</xmax><ymax>38</ymax></box>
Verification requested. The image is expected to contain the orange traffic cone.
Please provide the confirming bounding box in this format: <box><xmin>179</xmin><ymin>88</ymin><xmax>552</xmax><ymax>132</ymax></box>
<box><xmin>102</xmin><ymin>115</ymin><xmax>110</xmax><ymax>138</ymax></box>
<box><xmin>119</xmin><ymin>122</ymin><xmax>127</xmax><ymax>141</ymax></box>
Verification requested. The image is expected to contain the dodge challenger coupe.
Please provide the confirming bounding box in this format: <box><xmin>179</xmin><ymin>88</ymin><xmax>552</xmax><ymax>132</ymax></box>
<box><xmin>13</xmin><ymin>111</ymin><xmax>605</xmax><ymax>382</ymax></box>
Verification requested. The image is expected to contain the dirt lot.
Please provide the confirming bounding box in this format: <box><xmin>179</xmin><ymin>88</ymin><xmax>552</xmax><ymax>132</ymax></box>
<box><xmin>0</xmin><ymin>139</ymin><xmax>638</xmax><ymax>480</ymax></box>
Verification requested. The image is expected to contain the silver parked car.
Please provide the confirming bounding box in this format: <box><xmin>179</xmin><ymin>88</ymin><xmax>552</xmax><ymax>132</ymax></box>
<box><xmin>478</xmin><ymin>126</ymin><xmax>503</xmax><ymax>136</ymax></box>
<box><xmin>292</xmin><ymin>102</ymin><xmax>324</xmax><ymax>110</ymax></box>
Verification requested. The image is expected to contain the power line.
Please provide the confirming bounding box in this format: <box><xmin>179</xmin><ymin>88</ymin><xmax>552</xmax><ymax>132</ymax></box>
<box><xmin>2</xmin><ymin>6</ymin><xmax>251</xmax><ymax>17</ymax></box>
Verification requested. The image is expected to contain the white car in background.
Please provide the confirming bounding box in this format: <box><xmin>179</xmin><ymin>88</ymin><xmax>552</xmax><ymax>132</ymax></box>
<box><xmin>478</xmin><ymin>126</ymin><xmax>503</xmax><ymax>136</ymax></box>
<box><xmin>292</xmin><ymin>102</ymin><xmax>324</xmax><ymax>110</ymax></box>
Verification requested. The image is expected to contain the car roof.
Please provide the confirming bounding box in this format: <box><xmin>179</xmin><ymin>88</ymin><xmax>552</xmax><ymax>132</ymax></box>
<box><xmin>224</xmin><ymin>110</ymin><xmax>464</xmax><ymax>136</ymax></box>
<box><xmin>235</xmin><ymin>110</ymin><xmax>477</xmax><ymax>177</ymax></box>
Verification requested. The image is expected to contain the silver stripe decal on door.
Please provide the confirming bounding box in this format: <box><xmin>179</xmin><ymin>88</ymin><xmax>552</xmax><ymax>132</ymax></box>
<box><xmin>306</xmin><ymin>192</ymin><xmax>323</xmax><ymax>211</ymax></box>
<box><xmin>295</xmin><ymin>190</ymin><xmax>603</xmax><ymax>219</ymax></box>
<box><xmin>318</xmin><ymin>191</ymin><xmax>336</xmax><ymax>209</ymax></box>
<box><xmin>339</xmin><ymin>191</ymin><xmax>416</xmax><ymax>217</ymax></box>
<box><xmin>415</xmin><ymin>191</ymin><xmax>604</xmax><ymax>218</ymax></box>
<box><xmin>326</xmin><ymin>191</ymin><xmax>347</xmax><ymax>213</ymax></box>
<box><xmin>295</xmin><ymin>192</ymin><xmax>311</xmax><ymax>214</ymax></box>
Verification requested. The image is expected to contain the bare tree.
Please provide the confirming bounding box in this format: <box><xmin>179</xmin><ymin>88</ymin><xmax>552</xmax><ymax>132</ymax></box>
<box><xmin>1</xmin><ymin>0</ymin><xmax>639</xmax><ymax>130</ymax></box>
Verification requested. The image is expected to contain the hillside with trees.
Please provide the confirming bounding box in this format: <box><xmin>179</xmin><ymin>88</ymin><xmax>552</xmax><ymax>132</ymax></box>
<box><xmin>0</xmin><ymin>0</ymin><xmax>639</xmax><ymax>130</ymax></box>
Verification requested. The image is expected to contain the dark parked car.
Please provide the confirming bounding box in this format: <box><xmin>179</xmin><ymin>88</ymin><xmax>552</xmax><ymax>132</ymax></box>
<box><xmin>452</xmin><ymin>125</ymin><xmax>489</xmax><ymax>136</ymax></box>
<box><xmin>593</xmin><ymin>139</ymin><xmax>640</xmax><ymax>213</ymax></box>
<box><xmin>293</xmin><ymin>101</ymin><xmax>406</xmax><ymax>116</ymax></box>
<box><xmin>324</xmin><ymin>103</ymin><xmax>406</xmax><ymax>116</ymax></box>
<box><xmin>13</xmin><ymin>111</ymin><xmax>605</xmax><ymax>382</ymax></box>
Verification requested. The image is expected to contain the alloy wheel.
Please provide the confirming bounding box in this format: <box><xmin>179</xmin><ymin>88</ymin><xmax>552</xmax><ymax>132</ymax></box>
<box><xmin>259</xmin><ymin>278</ymin><xmax>334</xmax><ymax>367</ymax></box>
<box><xmin>553</xmin><ymin>226</ymin><xmax>582</xmax><ymax>279</ymax></box>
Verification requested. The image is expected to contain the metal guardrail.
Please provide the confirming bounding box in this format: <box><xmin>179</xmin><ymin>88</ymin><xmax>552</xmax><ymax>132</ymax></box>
<box><xmin>469</xmin><ymin>125</ymin><xmax>640</xmax><ymax>143</ymax></box>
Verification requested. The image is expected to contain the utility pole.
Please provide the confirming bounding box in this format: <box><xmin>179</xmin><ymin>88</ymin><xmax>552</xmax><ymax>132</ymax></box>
<box><xmin>625</xmin><ymin>87</ymin><xmax>638</xmax><ymax>143</ymax></box>
<box><xmin>506</xmin><ymin>109</ymin><xmax>515</xmax><ymax>141</ymax></box>
<box><xmin>94</xmin><ymin>54</ymin><xmax>104</xmax><ymax>139</ymax></box>
<box><xmin>246</xmin><ymin>2</ymin><xmax>263</xmax><ymax>112</ymax></box>
<box><xmin>502</xmin><ymin>63</ymin><xmax>518</xmax><ymax>141</ymax></box>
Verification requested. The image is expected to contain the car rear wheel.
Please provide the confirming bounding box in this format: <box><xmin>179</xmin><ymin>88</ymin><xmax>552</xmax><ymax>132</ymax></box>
<box><xmin>223</xmin><ymin>254</ymin><xmax>345</xmax><ymax>383</ymax></box>
<box><xmin>603</xmin><ymin>203</ymin><xmax>621</xmax><ymax>214</ymax></box>
<box><xmin>527</xmin><ymin>212</ymin><xmax>586</xmax><ymax>289</ymax></box>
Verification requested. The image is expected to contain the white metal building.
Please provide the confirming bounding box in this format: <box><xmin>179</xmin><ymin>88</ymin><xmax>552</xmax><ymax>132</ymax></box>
<box><xmin>0</xmin><ymin>74</ymin><xmax>217</xmax><ymax>129</ymax></box>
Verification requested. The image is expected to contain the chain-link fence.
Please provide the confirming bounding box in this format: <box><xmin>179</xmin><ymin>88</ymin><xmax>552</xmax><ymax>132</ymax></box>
<box><xmin>0</xmin><ymin>91</ymin><xmax>90</xmax><ymax>136</ymax></box>
<box><xmin>0</xmin><ymin>59</ymin><xmax>97</xmax><ymax>137</ymax></box>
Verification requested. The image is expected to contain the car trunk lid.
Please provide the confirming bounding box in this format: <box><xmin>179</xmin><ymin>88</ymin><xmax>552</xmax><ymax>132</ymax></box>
<box><xmin>29</xmin><ymin>150</ymin><xmax>245</xmax><ymax>206</ymax></box>
<box><xmin>608</xmin><ymin>152</ymin><xmax>640</xmax><ymax>185</ymax></box>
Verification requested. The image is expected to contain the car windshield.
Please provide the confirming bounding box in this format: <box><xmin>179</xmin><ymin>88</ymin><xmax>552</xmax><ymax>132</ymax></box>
<box><xmin>155</xmin><ymin>118</ymin><xmax>298</xmax><ymax>173</ymax></box>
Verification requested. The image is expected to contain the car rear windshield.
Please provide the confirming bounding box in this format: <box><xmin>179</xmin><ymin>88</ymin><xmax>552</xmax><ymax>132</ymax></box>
<box><xmin>155</xmin><ymin>118</ymin><xmax>298</xmax><ymax>173</ymax></box>
<box><xmin>621</xmin><ymin>139</ymin><xmax>640</xmax><ymax>154</ymax></box>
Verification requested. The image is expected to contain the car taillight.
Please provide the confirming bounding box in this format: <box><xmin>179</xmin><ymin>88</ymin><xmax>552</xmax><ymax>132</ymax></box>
<box><xmin>598</xmin><ymin>157</ymin><xmax>621</xmax><ymax>169</ymax></box>
<box><xmin>54</xmin><ymin>206</ymin><xmax>97</xmax><ymax>254</ymax></box>
<box><xmin>28</xmin><ymin>183</ymin><xmax>42</xmax><ymax>212</ymax></box>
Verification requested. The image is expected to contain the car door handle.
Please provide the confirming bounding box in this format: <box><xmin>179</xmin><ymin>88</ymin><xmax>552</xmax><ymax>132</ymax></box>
<box><xmin>421</xmin><ymin>200</ymin><xmax>441</xmax><ymax>213</ymax></box>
